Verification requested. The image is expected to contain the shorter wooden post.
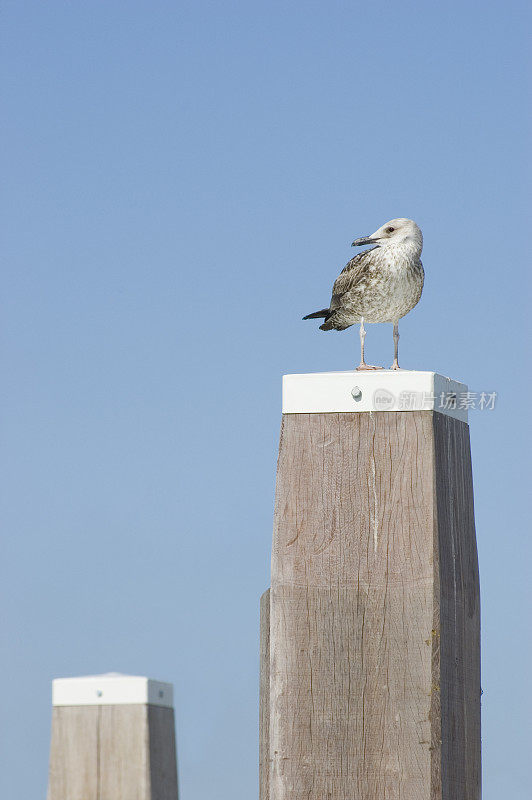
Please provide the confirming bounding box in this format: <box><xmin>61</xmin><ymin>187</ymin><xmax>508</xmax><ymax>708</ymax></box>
<box><xmin>47</xmin><ymin>673</ymin><xmax>178</xmax><ymax>800</ymax></box>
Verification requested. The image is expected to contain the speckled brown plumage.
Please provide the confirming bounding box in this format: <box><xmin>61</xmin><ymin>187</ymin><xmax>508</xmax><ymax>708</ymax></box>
<box><xmin>319</xmin><ymin>244</ymin><xmax>424</xmax><ymax>330</ymax></box>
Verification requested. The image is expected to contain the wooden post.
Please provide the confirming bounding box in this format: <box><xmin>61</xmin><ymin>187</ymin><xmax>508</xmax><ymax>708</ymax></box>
<box><xmin>260</xmin><ymin>371</ymin><xmax>481</xmax><ymax>800</ymax></box>
<box><xmin>47</xmin><ymin>673</ymin><xmax>179</xmax><ymax>800</ymax></box>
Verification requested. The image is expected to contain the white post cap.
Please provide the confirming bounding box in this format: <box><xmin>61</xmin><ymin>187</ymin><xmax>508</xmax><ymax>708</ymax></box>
<box><xmin>282</xmin><ymin>370</ymin><xmax>469</xmax><ymax>423</ymax></box>
<box><xmin>52</xmin><ymin>673</ymin><xmax>174</xmax><ymax>708</ymax></box>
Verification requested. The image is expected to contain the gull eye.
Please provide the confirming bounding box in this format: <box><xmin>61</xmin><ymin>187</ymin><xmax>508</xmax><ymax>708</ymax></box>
<box><xmin>386</xmin><ymin>226</ymin><xmax>395</xmax><ymax>233</ymax></box>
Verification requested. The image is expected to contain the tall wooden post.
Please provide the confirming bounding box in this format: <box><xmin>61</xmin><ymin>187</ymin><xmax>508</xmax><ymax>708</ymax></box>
<box><xmin>47</xmin><ymin>673</ymin><xmax>179</xmax><ymax>800</ymax></box>
<box><xmin>260</xmin><ymin>371</ymin><xmax>481</xmax><ymax>800</ymax></box>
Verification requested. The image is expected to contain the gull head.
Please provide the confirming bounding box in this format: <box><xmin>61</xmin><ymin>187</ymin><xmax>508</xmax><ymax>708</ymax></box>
<box><xmin>352</xmin><ymin>218</ymin><xmax>423</xmax><ymax>255</ymax></box>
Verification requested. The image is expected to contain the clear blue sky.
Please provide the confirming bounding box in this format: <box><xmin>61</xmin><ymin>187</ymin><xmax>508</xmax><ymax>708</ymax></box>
<box><xmin>1</xmin><ymin>1</ymin><xmax>530</xmax><ymax>797</ymax></box>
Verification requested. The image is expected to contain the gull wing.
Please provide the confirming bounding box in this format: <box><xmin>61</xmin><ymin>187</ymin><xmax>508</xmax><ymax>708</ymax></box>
<box><xmin>328</xmin><ymin>247</ymin><xmax>377</xmax><ymax>310</ymax></box>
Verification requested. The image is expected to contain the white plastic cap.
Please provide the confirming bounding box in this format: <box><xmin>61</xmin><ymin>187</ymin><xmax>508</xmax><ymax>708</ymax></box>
<box><xmin>282</xmin><ymin>370</ymin><xmax>468</xmax><ymax>423</ymax></box>
<box><xmin>52</xmin><ymin>673</ymin><xmax>174</xmax><ymax>708</ymax></box>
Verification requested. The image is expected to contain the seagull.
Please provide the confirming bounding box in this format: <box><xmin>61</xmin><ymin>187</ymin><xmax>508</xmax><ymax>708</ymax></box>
<box><xmin>303</xmin><ymin>218</ymin><xmax>424</xmax><ymax>370</ymax></box>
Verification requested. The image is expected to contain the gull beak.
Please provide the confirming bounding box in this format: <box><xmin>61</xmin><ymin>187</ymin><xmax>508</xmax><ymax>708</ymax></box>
<box><xmin>351</xmin><ymin>235</ymin><xmax>380</xmax><ymax>247</ymax></box>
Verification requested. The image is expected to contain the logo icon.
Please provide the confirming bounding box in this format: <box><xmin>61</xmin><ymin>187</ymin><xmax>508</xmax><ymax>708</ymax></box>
<box><xmin>372</xmin><ymin>388</ymin><xmax>395</xmax><ymax>410</ymax></box>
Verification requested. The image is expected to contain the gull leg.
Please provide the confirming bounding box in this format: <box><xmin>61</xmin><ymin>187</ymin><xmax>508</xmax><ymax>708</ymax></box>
<box><xmin>356</xmin><ymin>319</ymin><xmax>383</xmax><ymax>371</ymax></box>
<box><xmin>390</xmin><ymin>322</ymin><xmax>401</xmax><ymax>370</ymax></box>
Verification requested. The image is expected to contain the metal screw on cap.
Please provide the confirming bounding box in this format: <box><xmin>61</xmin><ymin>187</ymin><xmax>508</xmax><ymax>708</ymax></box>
<box><xmin>351</xmin><ymin>386</ymin><xmax>362</xmax><ymax>401</ymax></box>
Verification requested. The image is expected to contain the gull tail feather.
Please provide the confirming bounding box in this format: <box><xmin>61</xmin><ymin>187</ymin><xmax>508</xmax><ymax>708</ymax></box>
<box><xmin>302</xmin><ymin>308</ymin><xmax>329</xmax><ymax>320</ymax></box>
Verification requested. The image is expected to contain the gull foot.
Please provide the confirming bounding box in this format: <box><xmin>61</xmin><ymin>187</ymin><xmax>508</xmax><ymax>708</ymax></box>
<box><xmin>356</xmin><ymin>363</ymin><xmax>384</xmax><ymax>371</ymax></box>
<box><xmin>389</xmin><ymin>361</ymin><xmax>402</xmax><ymax>370</ymax></box>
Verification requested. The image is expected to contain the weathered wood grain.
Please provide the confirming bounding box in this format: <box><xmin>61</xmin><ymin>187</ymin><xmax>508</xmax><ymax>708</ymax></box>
<box><xmin>259</xmin><ymin>590</ymin><xmax>270</xmax><ymax>800</ymax></box>
<box><xmin>47</xmin><ymin>706</ymin><xmax>99</xmax><ymax>800</ymax></box>
<box><xmin>47</xmin><ymin>704</ymin><xmax>178</xmax><ymax>800</ymax></box>
<box><xmin>265</xmin><ymin>410</ymin><xmax>480</xmax><ymax>800</ymax></box>
<box><xmin>433</xmin><ymin>412</ymin><xmax>481</xmax><ymax>800</ymax></box>
<box><xmin>148</xmin><ymin>706</ymin><xmax>179</xmax><ymax>800</ymax></box>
